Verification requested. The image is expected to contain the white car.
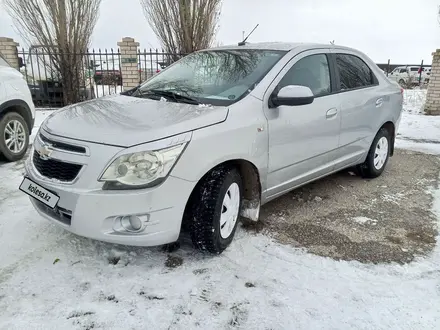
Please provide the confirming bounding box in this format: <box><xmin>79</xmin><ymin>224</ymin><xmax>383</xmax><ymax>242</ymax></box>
<box><xmin>0</xmin><ymin>53</ymin><xmax>35</xmax><ymax>161</ymax></box>
<box><xmin>388</xmin><ymin>66</ymin><xmax>426</xmax><ymax>86</ymax></box>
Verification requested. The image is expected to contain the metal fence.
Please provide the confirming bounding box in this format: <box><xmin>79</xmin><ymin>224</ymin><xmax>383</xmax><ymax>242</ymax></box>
<box><xmin>17</xmin><ymin>47</ymin><xmax>185</xmax><ymax>108</ymax></box>
<box><xmin>376</xmin><ymin>61</ymin><xmax>431</xmax><ymax>74</ymax></box>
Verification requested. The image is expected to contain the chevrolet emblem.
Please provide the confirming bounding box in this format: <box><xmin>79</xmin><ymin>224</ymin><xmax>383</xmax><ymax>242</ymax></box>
<box><xmin>37</xmin><ymin>143</ymin><xmax>53</xmax><ymax>160</ymax></box>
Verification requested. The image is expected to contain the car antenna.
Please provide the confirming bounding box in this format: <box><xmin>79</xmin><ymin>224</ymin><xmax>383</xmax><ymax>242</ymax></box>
<box><xmin>238</xmin><ymin>24</ymin><xmax>259</xmax><ymax>46</ymax></box>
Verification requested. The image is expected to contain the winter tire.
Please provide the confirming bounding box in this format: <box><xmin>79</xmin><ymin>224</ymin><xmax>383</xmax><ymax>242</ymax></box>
<box><xmin>0</xmin><ymin>112</ymin><xmax>30</xmax><ymax>162</ymax></box>
<box><xmin>357</xmin><ymin>127</ymin><xmax>390</xmax><ymax>179</ymax></box>
<box><xmin>187</xmin><ymin>166</ymin><xmax>243</xmax><ymax>254</ymax></box>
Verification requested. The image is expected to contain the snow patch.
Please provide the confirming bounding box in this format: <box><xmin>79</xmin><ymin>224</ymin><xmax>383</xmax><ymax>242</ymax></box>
<box><xmin>198</xmin><ymin>103</ymin><xmax>214</xmax><ymax>109</ymax></box>
<box><xmin>403</xmin><ymin>89</ymin><xmax>426</xmax><ymax>114</ymax></box>
<box><xmin>395</xmin><ymin>89</ymin><xmax>440</xmax><ymax>155</ymax></box>
<box><xmin>352</xmin><ymin>216</ymin><xmax>378</xmax><ymax>225</ymax></box>
<box><xmin>381</xmin><ymin>192</ymin><xmax>406</xmax><ymax>205</ymax></box>
<box><xmin>94</xmin><ymin>85</ymin><xmax>123</xmax><ymax>98</ymax></box>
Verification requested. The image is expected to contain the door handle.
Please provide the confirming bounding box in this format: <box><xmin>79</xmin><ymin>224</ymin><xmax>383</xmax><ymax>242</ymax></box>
<box><xmin>376</xmin><ymin>98</ymin><xmax>383</xmax><ymax>107</ymax></box>
<box><xmin>326</xmin><ymin>108</ymin><xmax>338</xmax><ymax>119</ymax></box>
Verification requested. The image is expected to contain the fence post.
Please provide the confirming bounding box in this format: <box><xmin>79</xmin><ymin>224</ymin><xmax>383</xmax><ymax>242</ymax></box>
<box><xmin>117</xmin><ymin>37</ymin><xmax>139</xmax><ymax>91</ymax></box>
<box><xmin>424</xmin><ymin>49</ymin><xmax>440</xmax><ymax>115</ymax></box>
<box><xmin>0</xmin><ymin>37</ymin><xmax>20</xmax><ymax>69</ymax></box>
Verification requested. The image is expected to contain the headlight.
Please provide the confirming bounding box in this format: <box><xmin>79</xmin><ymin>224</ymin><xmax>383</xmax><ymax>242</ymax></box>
<box><xmin>99</xmin><ymin>143</ymin><xmax>187</xmax><ymax>189</ymax></box>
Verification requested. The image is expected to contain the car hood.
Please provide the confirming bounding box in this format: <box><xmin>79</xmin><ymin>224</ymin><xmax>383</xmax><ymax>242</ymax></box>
<box><xmin>42</xmin><ymin>94</ymin><xmax>228</xmax><ymax>147</ymax></box>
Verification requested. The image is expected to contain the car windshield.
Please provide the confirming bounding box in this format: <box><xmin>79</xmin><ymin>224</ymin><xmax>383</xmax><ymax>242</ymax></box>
<box><xmin>136</xmin><ymin>49</ymin><xmax>286</xmax><ymax>106</ymax></box>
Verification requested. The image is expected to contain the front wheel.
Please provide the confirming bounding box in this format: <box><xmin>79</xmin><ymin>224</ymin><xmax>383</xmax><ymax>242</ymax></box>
<box><xmin>357</xmin><ymin>128</ymin><xmax>390</xmax><ymax>178</ymax></box>
<box><xmin>187</xmin><ymin>166</ymin><xmax>243</xmax><ymax>254</ymax></box>
<box><xmin>0</xmin><ymin>112</ymin><xmax>30</xmax><ymax>162</ymax></box>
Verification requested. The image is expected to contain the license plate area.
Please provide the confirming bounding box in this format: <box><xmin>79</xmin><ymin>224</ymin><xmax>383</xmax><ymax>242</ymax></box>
<box><xmin>19</xmin><ymin>177</ymin><xmax>60</xmax><ymax>209</ymax></box>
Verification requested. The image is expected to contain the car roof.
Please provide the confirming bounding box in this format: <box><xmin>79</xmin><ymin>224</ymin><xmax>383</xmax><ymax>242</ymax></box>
<box><xmin>207</xmin><ymin>41</ymin><xmax>360</xmax><ymax>53</ymax></box>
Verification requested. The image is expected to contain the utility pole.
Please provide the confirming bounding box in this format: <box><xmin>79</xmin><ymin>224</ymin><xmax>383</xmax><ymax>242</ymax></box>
<box><xmin>242</xmin><ymin>31</ymin><xmax>245</xmax><ymax>40</ymax></box>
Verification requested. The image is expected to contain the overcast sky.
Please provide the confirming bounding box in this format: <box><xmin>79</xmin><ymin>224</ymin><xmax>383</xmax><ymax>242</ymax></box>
<box><xmin>1</xmin><ymin>0</ymin><xmax>439</xmax><ymax>64</ymax></box>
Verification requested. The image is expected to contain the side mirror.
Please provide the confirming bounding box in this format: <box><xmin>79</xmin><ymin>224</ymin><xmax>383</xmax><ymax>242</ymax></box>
<box><xmin>271</xmin><ymin>85</ymin><xmax>314</xmax><ymax>107</ymax></box>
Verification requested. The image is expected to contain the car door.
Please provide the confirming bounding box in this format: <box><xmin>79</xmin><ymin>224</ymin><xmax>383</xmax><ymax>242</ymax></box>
<box><xmin>388</xmin><ymin>68</ymin><xmax>398</xmax><ymax>81</ymax></box>
<box><xmin>330</xmin><ymin>51</ymin><xmax>382</xmax><ymax>169</ymax></box>
<box><xmin>263</xmin><ymin>50</ymin><xmax>341</xmax><ymax>199</ymax></box>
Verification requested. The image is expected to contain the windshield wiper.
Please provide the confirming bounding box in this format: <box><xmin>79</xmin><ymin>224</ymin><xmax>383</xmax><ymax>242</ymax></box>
<box><xmin>121</xmin><ymin>84</ymin><xmax>141</xmax><ymax>96</ymax></box>
<box><xmin>139</xmin><ymin>89</ymin><xmax>200</xmax><ymax>105</ymax></box>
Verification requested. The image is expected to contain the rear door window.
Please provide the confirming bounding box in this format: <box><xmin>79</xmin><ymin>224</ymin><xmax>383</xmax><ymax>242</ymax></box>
<box><xmin>336</xmin><ymin>54</ymin><xmax>376</xmax><ymax>91</ymax></box>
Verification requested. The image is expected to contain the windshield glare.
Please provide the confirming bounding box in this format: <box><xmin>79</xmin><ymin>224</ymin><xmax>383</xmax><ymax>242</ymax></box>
<box><xmin>138</xmin><ymin>49</ymin><xmax>286</xmax><ymax>106</ymax></box>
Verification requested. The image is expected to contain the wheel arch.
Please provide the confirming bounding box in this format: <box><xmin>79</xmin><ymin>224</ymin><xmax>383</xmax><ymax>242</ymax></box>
<box><xmin>182</xmin><ymin>158</ymin><xmax>262</xmax><ymax>226</ymax></box>
<box><xmin>0</xmin><ymin>99</ymin><xmax>34</xmax><ymax>134</ymax></box>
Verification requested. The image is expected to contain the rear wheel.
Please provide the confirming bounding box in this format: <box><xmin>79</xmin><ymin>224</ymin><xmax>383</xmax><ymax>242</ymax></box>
<box><xmin>187</xmin><ymin>166</ymin><xmax>243</xmax><ymax>254</ymax></box>
<box><xmin>357</xmin><ymin>128</ymin><xmax>390</xmax><ymax>179</ymax></box>
<box><xmin>0</xmin><ymin>112</ymin><xmax>30</xmax><ymax>162</ymax></box>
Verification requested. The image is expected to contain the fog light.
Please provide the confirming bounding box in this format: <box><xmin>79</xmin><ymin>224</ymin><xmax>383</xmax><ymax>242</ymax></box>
<box><xmin>120</xmin><ymin>215</ymin><xmax>143</xmax><ymax>232</ymax></box>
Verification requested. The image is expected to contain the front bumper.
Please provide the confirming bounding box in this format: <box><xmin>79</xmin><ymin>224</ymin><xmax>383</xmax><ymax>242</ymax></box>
<box><xmin>24</xmin><ymin>132</ymin><xmax>195</xmax><ymax>246</ymax></box>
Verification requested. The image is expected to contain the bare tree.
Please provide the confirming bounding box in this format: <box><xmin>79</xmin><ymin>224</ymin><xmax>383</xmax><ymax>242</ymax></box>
<box><xmin>140</xmin><ymin>0</ymin><xmax>222</xmax><ymax>60</ymax></box>
<box><xmin>4</xmin><ymin>0</ymin><xmax>101</xmax><ymax>105</ymax></box>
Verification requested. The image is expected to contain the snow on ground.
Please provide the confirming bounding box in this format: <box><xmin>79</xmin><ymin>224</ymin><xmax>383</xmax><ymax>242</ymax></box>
<box><xmin>94</xmin><ymin>84</ymin><xmax>122</xmax><ymax>98</ymax></box>
<box><xmin>402</xmin><ymin>88</ymin><xmax>427</xmax><ymax>114</ymax></box>
<box><xmin>396</xmin><ymin>89</ymin><xmax>440</xmax><ymax>155</ymax></box>
<box><xmin>351</xmin><ymin>216</ymin><xmax>378</xmax><ymax>225</ymax></box>
<box><xmin>1</xmin><ymin>89</ymin><xmax>439</xmax><ymax>329</ymax></box>
<box><xmin>1</xmin><ymin>163</ymin><xmax>439</xmax><ymax>330</ymax></box>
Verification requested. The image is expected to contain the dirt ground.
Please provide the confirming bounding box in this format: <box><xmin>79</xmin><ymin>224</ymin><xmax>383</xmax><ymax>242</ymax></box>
<box><xmin>244</xmin><ymin>149</ymin><xmax>440</xmax><ymax>264</ymax></box>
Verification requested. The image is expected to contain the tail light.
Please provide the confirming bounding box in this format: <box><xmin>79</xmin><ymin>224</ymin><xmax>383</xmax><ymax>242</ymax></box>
<box><xmin>156</xmin><ymin>69</ymin><xmax>160</xmax><ymax>73</ymax></box>
<box><xmin>401</xmin><ymin>88</ymin><xmax>404</xmax><ymax>94</ymax></box>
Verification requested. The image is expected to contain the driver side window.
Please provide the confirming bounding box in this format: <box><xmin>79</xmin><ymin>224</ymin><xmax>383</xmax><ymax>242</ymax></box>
<box><xmin>278</xmin><ymin>54</ymin><xmax>331</xmax><ymax>98</ymax></box>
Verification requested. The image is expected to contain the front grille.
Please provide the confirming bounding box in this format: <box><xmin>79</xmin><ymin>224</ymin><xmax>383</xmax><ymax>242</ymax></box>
<box><xmin>39</xmin><ymin>133</ymin><xmax>86</xmax><ymax>154</ymax></box>
<box><xmin>33</xmin><ymin>151</ymin><xmax>82</xmax><ymax>182</ymax></box>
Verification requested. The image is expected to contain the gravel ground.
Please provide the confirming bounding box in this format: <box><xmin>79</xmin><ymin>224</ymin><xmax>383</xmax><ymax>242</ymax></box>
<box><xmin>244</xmin><ymin>149</ymin><xmax>440</xmax><ymax>264</ymax></box>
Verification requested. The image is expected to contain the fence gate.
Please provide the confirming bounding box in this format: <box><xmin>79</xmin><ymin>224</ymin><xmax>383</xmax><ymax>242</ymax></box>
<box><xmin>18</xmin><ymin>47</ymin><xmax>122</xmax><ymax>108</ymax></box>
